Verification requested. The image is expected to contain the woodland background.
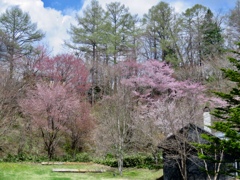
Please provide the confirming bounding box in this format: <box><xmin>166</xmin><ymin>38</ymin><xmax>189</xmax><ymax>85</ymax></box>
<box><xmin>0</xmin><ymin>0</ymin><xmax>240</xmax><ymax>175</ymax></box>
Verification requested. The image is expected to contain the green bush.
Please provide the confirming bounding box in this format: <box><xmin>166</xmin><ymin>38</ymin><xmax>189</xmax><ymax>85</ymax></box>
<box><xmin>2</xmin><ymin>152</ymin><xmax>94</xmax><ymax>163</ymax></box>
<box><xmin>56</xmin><ymin>152</ymin><xmax>92</xmax><ymax>162</ymax></box>
<box><xmin>74</xmin><ymin>152</ymin><xmax>92</xmax><ymax>162</ymax></box>
<box><xmin>94</xmin><ymin>153</ymin><xmax>162</xmax><ymax>169</ymax></box>
<box><xmin>2</xmin><ymin>153</ymin><xmax>48</xmax><ymax>162</ymax></box>
<box><xmin>123</xmin><ymin>155</ymin><xmax>144</xmax><ymax>167</ymax></box>
<box><xmin>94</xmin><ymin>157</ymin><xmax>118</xmax><ymax>167</ymax></box>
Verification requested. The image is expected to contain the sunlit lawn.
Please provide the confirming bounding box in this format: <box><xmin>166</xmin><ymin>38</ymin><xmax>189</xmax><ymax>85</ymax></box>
<box><xmin>0</xmin><ymin>162</ymin><xmax>163</xmax><ymax>180</ymax></box>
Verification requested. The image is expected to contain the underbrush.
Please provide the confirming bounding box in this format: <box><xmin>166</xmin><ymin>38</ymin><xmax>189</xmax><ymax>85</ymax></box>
<box><xmin>0</xmin><ymin>152</ymin><xmax>91</xmax><ymax>163</ymax></box>
<box><xmin>94</xmin><ymin>153</ymin><xmax>163</xmax><ymax>170</ymax></box>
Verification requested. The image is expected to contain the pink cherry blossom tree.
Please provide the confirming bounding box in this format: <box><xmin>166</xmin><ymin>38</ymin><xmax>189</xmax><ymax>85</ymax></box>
<box><xmin>120</xmin><ymin>60</ymin><xmax>220</xmax><ymax>179</ymax></box>
<box><xmin>19</xmin><ymin>81</ymin><xmax>87</xmax><ymax>159</ymax></box>
<box><xmin>120</xmin><ymin>60</ymin><xmax>208</xmax><ymax>133</ymax></box>
<box><xmin>121</xmin><ymin>60</ymin><xmax>206</xmax><ymax>100</ymax></box>
<box><xmin>65</xmin><ymin>100</ymin><xmax>94</xmax><ymax>157</ymax></box>
<box><xmin>35</xmin><ymin>54</ymin><xmax>90</xmax><ymax>94</ymax></box>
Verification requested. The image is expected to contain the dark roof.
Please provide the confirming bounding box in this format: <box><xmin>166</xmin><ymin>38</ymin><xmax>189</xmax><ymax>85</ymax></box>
<box><xmin>158</xmin><ymin>123</ymin><xmax>218</xmax><ymax>150</ymax></box>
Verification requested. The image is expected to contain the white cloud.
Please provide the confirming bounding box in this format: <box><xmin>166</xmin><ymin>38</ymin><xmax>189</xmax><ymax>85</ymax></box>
<box><xmin>0</xmin><ymin>0</ymin><xmax>226</xmax><ymax>55</ymax></box>
<box><xmin>82</xmin><ymin>0</ymin><xmax>159</xmax><ymax>16</ymax></box>
<box><xmin>171</xmin><ymin>1</ymin><xmax>191</xmax><ymax>13</ymax></box>
<box><xmin>82</xmin><ymin>0</ymin><xmax>189</xmax><ymax>17</ymax></box>
<box><xmin>0</xmin><ymin>0</ymin><xmax>77</xmax><ymax>55</ymax></box>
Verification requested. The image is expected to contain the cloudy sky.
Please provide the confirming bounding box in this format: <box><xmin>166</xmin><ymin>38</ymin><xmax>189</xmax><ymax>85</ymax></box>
<box><xmin>0</xmin><ymin>0</ymin><xmax>236</xmax><ymax>55</ymax></box>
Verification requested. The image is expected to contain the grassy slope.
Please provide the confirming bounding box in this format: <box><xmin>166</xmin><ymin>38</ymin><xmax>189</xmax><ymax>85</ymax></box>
<box><xmin>0</xmin><ymin>162</ymin><xmax>163</xmax><ymax>180</ymax></box>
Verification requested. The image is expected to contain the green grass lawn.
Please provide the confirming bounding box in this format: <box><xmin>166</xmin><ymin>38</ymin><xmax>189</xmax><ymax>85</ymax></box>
<box><xmin>0</xmin><ymin>162</ymin><xmax>163</xmax><ymax>180</ymax></box>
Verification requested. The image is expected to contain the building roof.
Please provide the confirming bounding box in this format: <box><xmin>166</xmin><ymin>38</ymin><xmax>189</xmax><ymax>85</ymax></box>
<box><xmin>158</xmin><ymin>123</ymin><xmax>221</xmax><ymax>150</ymax></box>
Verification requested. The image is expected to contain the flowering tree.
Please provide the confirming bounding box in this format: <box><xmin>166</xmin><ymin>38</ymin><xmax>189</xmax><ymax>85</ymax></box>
<box><xmin>19</xmin><ymin>82</ymin><xmax>85</xmax><ymax>159</ymax></box>
<box><xmin>36</xmin><ymin>54</ymin><xmax>90</xmax><ymax>94</ymax></box>
<box><xmin>65</xmin><ymin>100</ymin><xmax>94</xmax><ymax>157</ymax></box>
<box><xmin>94</xmin><ymin>60</ymin><xmax>209</xmax><ymax>176</ymax></box>
<box><xmin>120</xmin><ymin>60</ymin><xmax>211</xmax><ymax>179</ymax></box>
<box><xmin>120</xmin><ymin>60</ymin><xmax>207</xmax><ymax>132</ymax></box>
<box><xmin>121</xmin><ymin>60</ymin><xmax>206</xmax><ymax>100</ymax></box>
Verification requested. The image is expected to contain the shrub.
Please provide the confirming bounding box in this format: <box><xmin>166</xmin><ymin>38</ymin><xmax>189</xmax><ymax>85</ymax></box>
<box><xmin>56</xmin><ymin>152</ymin><xmax>92</xmax><ymax>162</ymax></box>
<box><xmin>94</xmin><ymin>153</ymin><xmax>162</xmax><ymax>169</ymax></box>
<box><xmin>74</xmin><ymin>152</ymin><xmax>92</xmax><ymax>162</ymax></box>
<box><xmin>94</xmin><ymin>157</ymin><xmax>118</xmax><ymax>167</ymax></box>
<box><xmin>2</xmin><ymin>153</ymin><xmax>48</xmax><ymax>162</ymax></box>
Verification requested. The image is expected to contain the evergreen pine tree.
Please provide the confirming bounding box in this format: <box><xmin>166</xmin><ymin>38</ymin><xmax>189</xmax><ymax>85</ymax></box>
<box><xmin>195</xmin><ymin>43</ymin><xmax>240</xmax><ymax>178</ymax></box>
<box><xmin>201</xmin><ymin>9</ymin><xmax>224</xmax><ymax>59</ymax></box>
<box><xmin>0</xmin><ymin>6</ymin><xmax>44</xmax><ymax>79</ymax></box>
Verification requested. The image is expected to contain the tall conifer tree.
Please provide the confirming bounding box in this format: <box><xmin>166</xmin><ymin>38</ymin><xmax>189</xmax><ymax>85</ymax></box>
<box><xmin>67</xmin><ymin>0</ymin><xmax>106</xmax><ymax>103</ymax></box>
<box><xmin>196</xmin><ymin>43</ymin><xmax>240</xmax><ymax>178</ymax></box>
<box><xmin>201</xmin><ymin>9</ymin><xmax>224</xmax><ymax>59</ymax></box>
<box><xmin>0</xmin><ymin>6</ymin><xmax>44</xmax><ymax>79</ymax></box>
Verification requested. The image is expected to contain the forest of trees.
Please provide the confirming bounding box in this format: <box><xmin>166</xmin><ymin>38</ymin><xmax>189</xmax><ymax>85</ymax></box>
<box><xmin>1</xmin><ymin>0</ymin><xmax>240</xmax><ymax>177</ymax></box>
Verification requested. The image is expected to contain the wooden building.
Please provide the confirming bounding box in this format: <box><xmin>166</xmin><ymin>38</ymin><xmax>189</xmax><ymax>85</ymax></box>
<box><xmin>158</xmin><ymin>123</ymin><xmax>237</xmax><ymax>180</ymax></box>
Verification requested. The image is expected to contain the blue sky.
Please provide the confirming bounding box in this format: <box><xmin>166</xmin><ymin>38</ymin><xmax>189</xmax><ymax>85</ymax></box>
<box><xmin>42</xmin><ymin>0</ymin><xmax>84</xmax><ymax>11</ymax></box>
<box><xmin>0</xmin><ymin>0</ymin><xmax>237</xmax><ymax>55</ymax></box>
<box><xmin>41</xmin><ymin>0</ymin><xmax>235</xmax><ymax>13</ymax></box>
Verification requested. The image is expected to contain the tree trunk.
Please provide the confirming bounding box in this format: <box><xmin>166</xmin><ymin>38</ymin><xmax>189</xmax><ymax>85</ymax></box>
<box><xmin>118</xmin><ymin>152</ymin><xmax>123</xmax><ymax>176</ymax></box>
<box><xmin>91</xmin><ymin>44</ymin><xmax>97</xmax><ymax>104</ymax></box>
<box><xmin>154</xmin><ymin>35</ymin><xmax>157</xmax><ymax>60</ymax></box>
<box><xmin>117</xmin><ymin>115</ymin><xmax>124</xmax><ymax>176</ymax></box>
<box><xmin>177</xmin><ymin>142</ymin><xmax>188</xmax><ymax>180</ymax></box>
<box><xmin>47</xmin><ymin>144</ymin><xmax>54</xmax><ymax>160</ymax></box>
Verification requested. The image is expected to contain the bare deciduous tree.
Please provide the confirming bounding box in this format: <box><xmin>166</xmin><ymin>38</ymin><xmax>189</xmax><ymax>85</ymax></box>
<box><xmin>93</xmin><ymin>86</ymin><xmax>134</xmax><ymax>176</ymax></box>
